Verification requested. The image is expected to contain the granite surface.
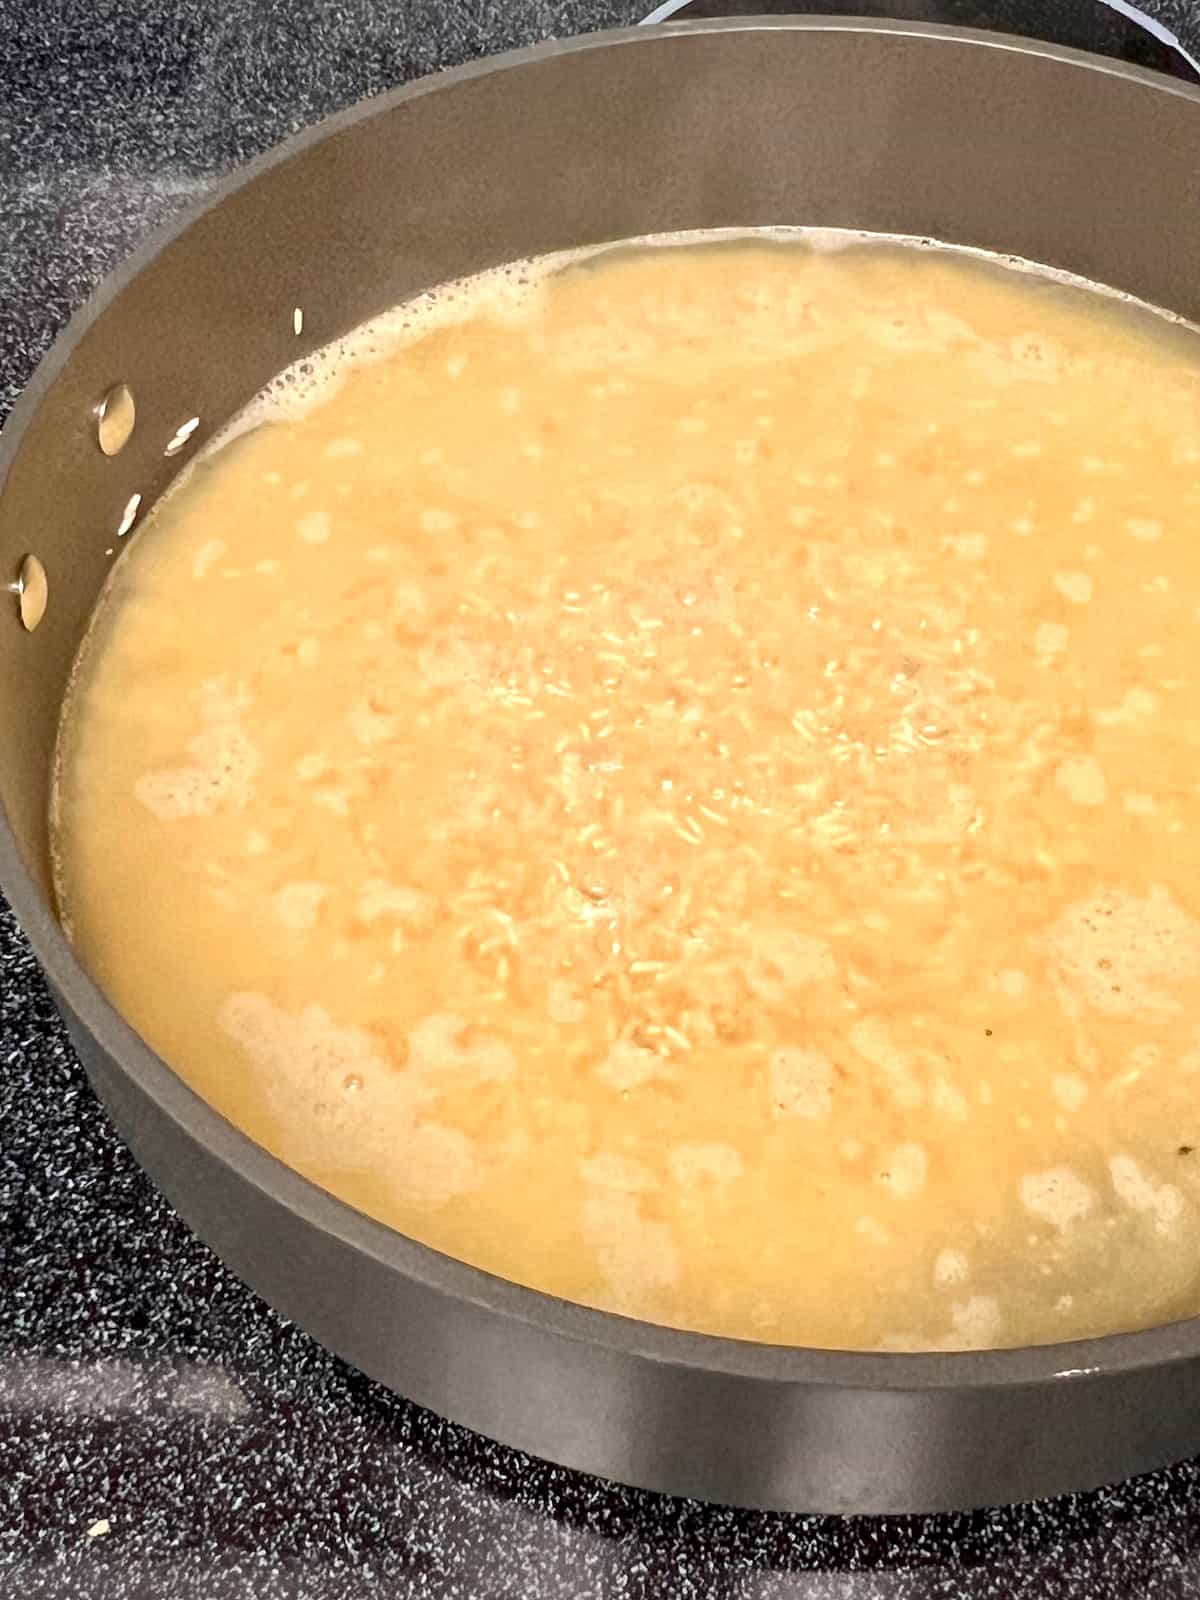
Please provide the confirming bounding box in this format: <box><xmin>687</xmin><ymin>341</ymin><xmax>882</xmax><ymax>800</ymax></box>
<box><xmin>7</xmin><ymin>2</ymin><xmax>1200</xmax><ymax>1595</ymax></box>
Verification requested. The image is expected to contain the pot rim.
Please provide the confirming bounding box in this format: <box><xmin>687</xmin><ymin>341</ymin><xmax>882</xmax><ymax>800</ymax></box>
<box><xmin>5</xmin><ymin>13</ymin><xmax>1200</xmax><ymax>1397</ymax></box>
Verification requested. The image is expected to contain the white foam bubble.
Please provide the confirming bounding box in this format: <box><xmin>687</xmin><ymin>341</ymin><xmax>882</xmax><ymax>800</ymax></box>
<box><xmin>1046</xmin><ymin>885</ymin><xmax>1200</xmax><ymax>1020</ymax></box>
<box><xmin>419</xmin><ymin>508</ymin><xmax>458</xmax><ymax>534</ymax></box>
<box><xmin>407</xmin><ymin>1013</ymin><xmax>516</xmax><ymax>1085</ymax></box>
<box><xmin>1054</xmin><ymin>571</ymin><xmax>1093</xmax><ymax>605</ymax></box>
<box><xmin>1071</xmin><ymin>497</ymin><xmax>1096</xmax><ymax>525</ymax></box>
<box><xmin>581</xmin><ymin>1188</ymin><xmax>679</xmax><ymax>1307</ymax></box>
<box><xmin>134</xmin><ymin>724</ymin><xmax>259</xmax><ymax>821</ymax></box>
<box><xmin>582</xmin><ymin>1152</ymin><xmax>655</xmax><ymax>1193</ymax></box>
<box><xmin>596</xmin><ymin>1035</ymin><xmax>671</xmax><ymax>1092</ymax></box>
<box><xmin>934</xmin><ymin>1249</ymin><xmax>970</xmax><ymax>1286</ymax></box>
<box><xmin>547</xmin><ymin>979</ymin><xmax>585</xmax><ymax>1025</ymax></box>
<box><xmin>767</xmin><ymin>1045</ymin><xmax>833</xmax><ymax>1119</ymax></box>
<box><xmin>1010</xmin><ymin>332</ymin><xmax>1065</xmax><ymax>376</ymax></box>
<box><xmin>357</xmin><ymin>881</ymin><xmax>433</xmax><ymax>925</ymax></box>
<box><xmin>274</xmin><ymin>881</ymin><xmax>327</xmax><ymax>930</ymax></box>
<box><xmin>295</xmin><ymin>752</ymin><xmax>328</xmax><ymax>782</ymax></box>
<box><xmin>395</xmin><ymin>1121</ymin><xmax>480</xmax><ymax>1207</ymax></box>
<box><xmin>218</xmin><ymin>992</ymin><xmax>433</xmax><ymax>1184</ymax></box>
<box><xmin>877</xmin><ymin>1143</ymin><xmax>927</xmax><ymax>1198</ymax></box>
<box><xmin>855</xmin><ymin>1216</ymin><xmax>890</xmax><ymax>1247</ymax></box>
<box><xmin>1020</xmin><ymin>1165</ymin><xmax>1095</xmax><ymax>1228</ymax></box>
<box><xmin>743</xmin><ymin>928</ymin><xmax>835</xmax><ymax>1002</ymax></box>
<box><xmin>347</xmin><ymin>698</ymin><xmax>397</xmax><ymax>747</ymax></box>
<box><xmin>931</xmin><ymin>1077</ymin><xmax>968</xmax><ymax>1122</ymax></box>
<box><xmin>848</xmin><ymin>1019</ymin><xmax>924</xmax><ymax>1108</ymax></box>
<box><xmin>946</xmin><ymin>532</ymin><xmax>988</xmax><ymax>561</ymax></box>
<box><xmin>392</xmin><ymin>583</ymin><xmax>428</xmax><ymax>627</ymax></box>
<box><xmin>1034</xmin><ymin>621</ymin><xmax>1068</xmax><ymax>656</ymax></box>
<box><xmin>1054</xmin><ymin>755</ymin><xmax>1107</xmax><ymax>807</ymax></box>
<box><xmin>948</xmin><ymin>1295</ymin><xmax>1002</xmax><ymax>1349</ymax></box>
<box><xmin>1096</xmin><ymin>686</ymin><xmax>1161</xmax><ymax>727</ymax></box>
<box><xmin>670</xmin><ymin>1143</ymin><xmax>744</xmax><ymax>1186</ymax></box>
<box><xmin>324</xmin><ymin>436</ymin><xmax>364</xmax><ymax>459</ymax></box>
<box><xmin>296</xmin><ymin>509</ymin><xmax>332</xmax><ymax>544</ymax></box>
<box><xmin>1051</xmin><ymin>1073</ymin><xmax>1089</xmax><ymax>1112</ymax></box>
<box><xmin>1108</xmin><ymin>1153</ymin><xmax>1184</xmax><ymax>1234</ymax></box>
<box><xmin>993</xmin><ymin>968</ymin><xmax>1030</xmax><ymax>998</ymax></box>
<box><xmin>417</xmin><ymin>635</ymin><xmax>486</xmax><ymax>691</ymax></box>
<box><xmin>1128</xmin><ymin>517</ymin><xmax>1164</xmax><ymax>542</ymax></box>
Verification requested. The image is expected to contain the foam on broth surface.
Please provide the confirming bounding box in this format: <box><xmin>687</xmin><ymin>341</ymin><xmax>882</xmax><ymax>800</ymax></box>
<box><xmin>53</xmin><ymin>233</ymin><xmax>1200</xmax><ymax>1351</ymax></box>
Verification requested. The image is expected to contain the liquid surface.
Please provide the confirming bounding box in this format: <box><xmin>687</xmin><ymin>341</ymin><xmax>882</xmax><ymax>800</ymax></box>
<box><xmin>55</xmin><ymin>236</ymin><xmax>1200</xmax><ymax>1351</ymax></box>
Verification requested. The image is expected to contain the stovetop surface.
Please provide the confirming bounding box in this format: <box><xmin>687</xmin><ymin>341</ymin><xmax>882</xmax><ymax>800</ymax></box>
<box><xmin>5</xmin><ymin>2</ymin><xmax>1200</xmax><ymax>1595</ymax></box>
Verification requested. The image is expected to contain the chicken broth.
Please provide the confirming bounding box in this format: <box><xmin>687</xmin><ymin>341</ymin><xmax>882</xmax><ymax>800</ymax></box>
<box><xmin>53</xmin><ymin>234</ymin><xmax>1200</xmax><ymax>1351</ymax></box>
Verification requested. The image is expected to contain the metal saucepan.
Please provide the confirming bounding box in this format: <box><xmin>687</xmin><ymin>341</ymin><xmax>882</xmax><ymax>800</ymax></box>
<box><xmin>5</xmin><ymin>18</ymin><xmax>1200</xmax><ymax>1515</ymax></box>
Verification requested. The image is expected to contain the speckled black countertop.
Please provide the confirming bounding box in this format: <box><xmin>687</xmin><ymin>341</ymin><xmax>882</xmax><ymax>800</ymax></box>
<box><xmin>7</xmin><ymin>2</ymin><xmax>1200</xmax><ymax>1595</ymax></box>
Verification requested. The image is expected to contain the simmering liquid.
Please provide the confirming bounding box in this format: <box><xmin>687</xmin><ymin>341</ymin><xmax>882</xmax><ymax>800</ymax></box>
<box><xmin>54</xmin><ymin>235</ymin><xmax>1200</xmax><ymax>1350</ymax></box>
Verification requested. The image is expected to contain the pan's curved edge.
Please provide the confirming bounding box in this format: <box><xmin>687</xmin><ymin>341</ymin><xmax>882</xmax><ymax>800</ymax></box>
<box><xmin>5</xmin><ymin>15</ymin><xmax>1200</xmax><ymax>1514</ymax></box>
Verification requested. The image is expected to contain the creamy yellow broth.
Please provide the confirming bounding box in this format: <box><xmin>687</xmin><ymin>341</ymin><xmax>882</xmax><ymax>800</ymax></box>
<box><xmin>54</xmin><ymin>235</ymin><xmax>1200</xmax><ymax>1350</ymax></box>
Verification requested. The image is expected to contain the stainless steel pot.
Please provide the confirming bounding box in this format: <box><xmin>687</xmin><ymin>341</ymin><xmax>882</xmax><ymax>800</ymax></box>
<box><xmin>5</xmin><ymin>17</ymin><xmax>1200</xmax><ymax>1515</ymax></box>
